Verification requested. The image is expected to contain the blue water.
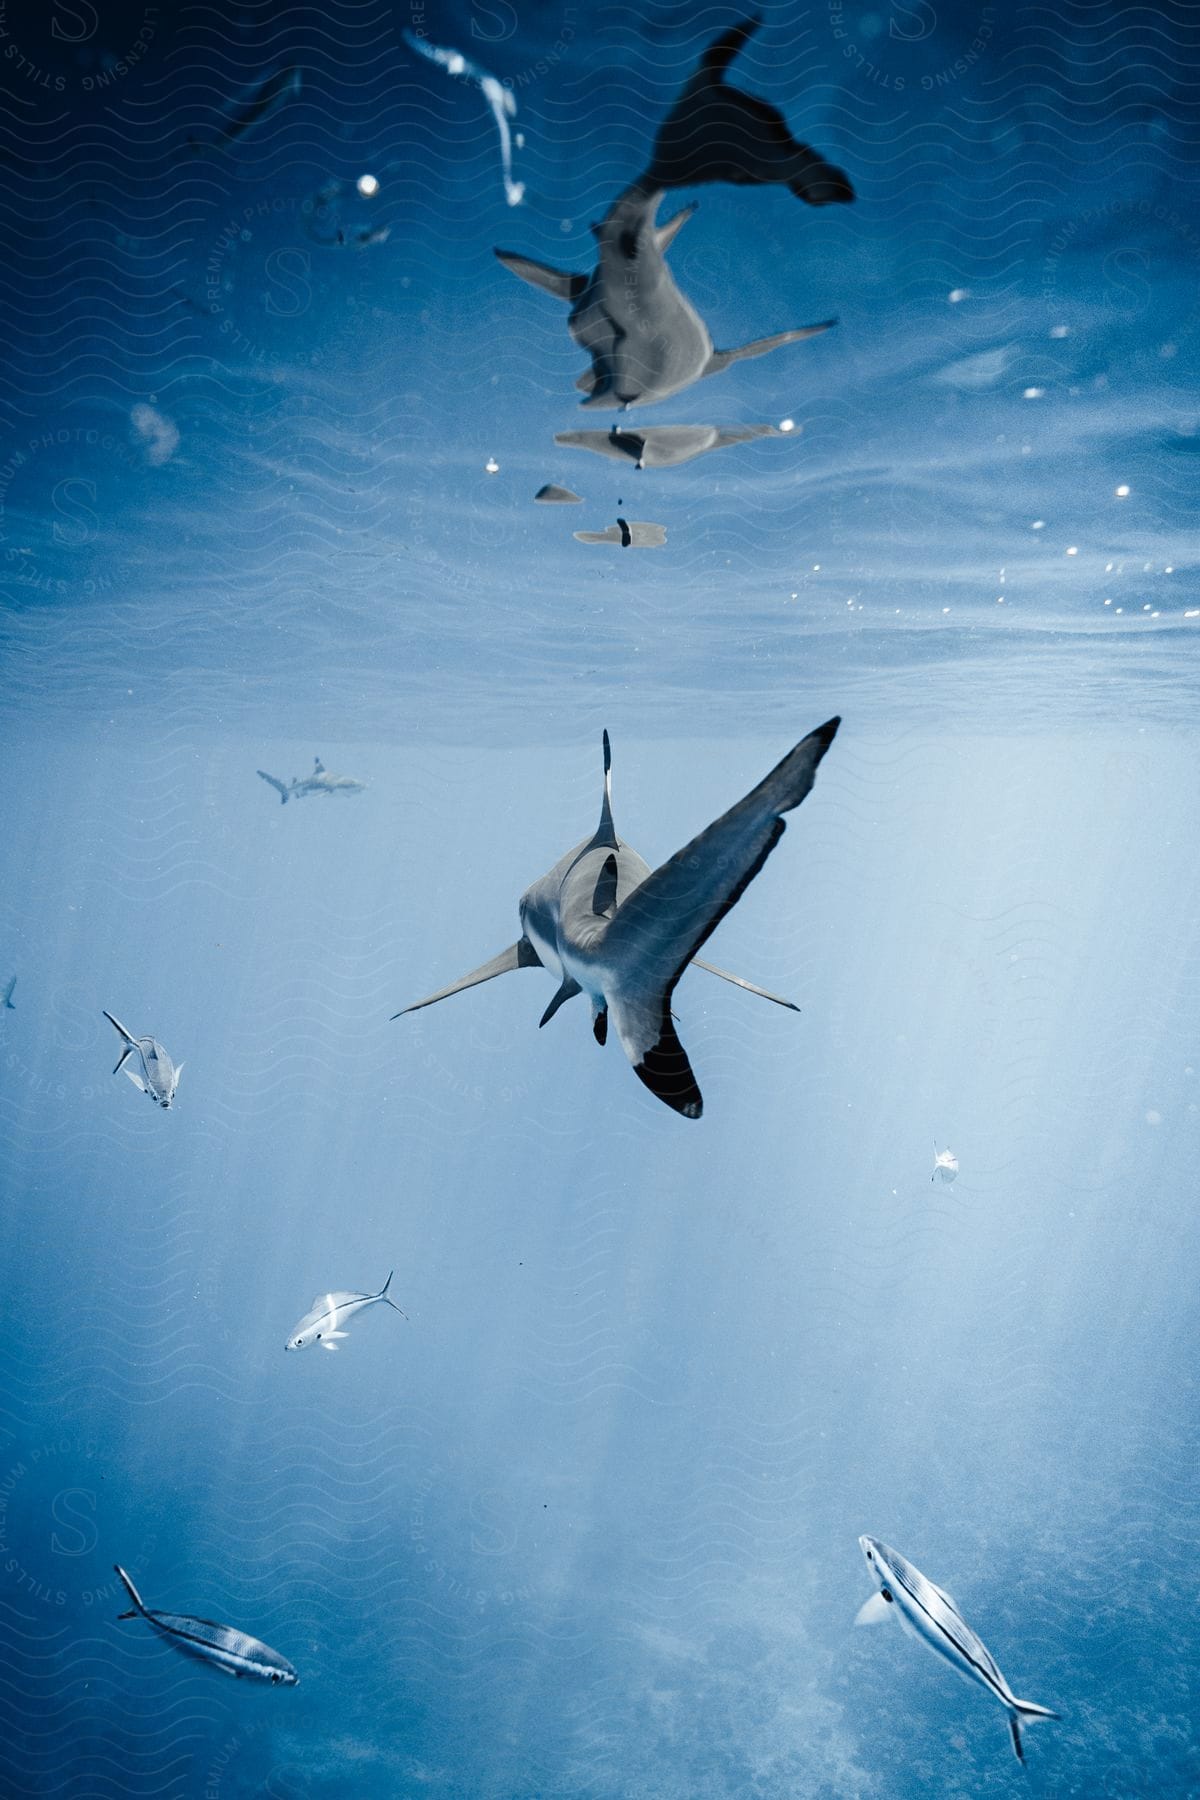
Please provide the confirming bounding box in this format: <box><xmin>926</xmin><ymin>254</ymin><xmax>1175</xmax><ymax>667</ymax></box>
<box><xmin>1</xmin><ymin>2</ymin><xmax>1198</xmax><ymax>1795</ymax></box>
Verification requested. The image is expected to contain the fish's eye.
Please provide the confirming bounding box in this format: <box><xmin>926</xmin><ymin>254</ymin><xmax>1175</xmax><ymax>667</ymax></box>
<box><xmin>316</xmin><ymin>1332</ymin><xmax>321</xmax><ymax>1339</ymax></box>
<box><xmin>881</xmin><ymin>1587</ymin><xmax>893</xmax><ymax>1603</ymax></box>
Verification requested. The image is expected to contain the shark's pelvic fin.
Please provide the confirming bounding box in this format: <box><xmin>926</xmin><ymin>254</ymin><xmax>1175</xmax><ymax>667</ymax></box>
<box><xmin>599</xmin><ymin>717</ymin><xmax>840</xmax><ymax>1118</ymax></box>
<box><xmin>539</xmin><ymin>978</ymin><xmax>582</xmax><ymax>1027</ymax></box>
<box><xmin>493</xmin><ymin>249</ymin><xmax>587</xmax><ymax>302</ymax></box>
<box><xmin>392</xmin><ymin>937</ymin><xmax>542</xmax><ymax>1019</ymax></box>
<box><xmin>703</xmin><ymin>321</ymin><xmax>835</xmax><ymax>379</ymax></box>
<box><xmin>655</xmin><ymin>202</ymin><xmax>696</xmax><ymax>252</ymax></box>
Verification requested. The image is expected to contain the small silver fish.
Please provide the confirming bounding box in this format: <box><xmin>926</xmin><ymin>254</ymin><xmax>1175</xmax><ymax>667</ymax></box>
<box><xmin>856</xmin><ymin>1536</ymin><xmax>1059</xmax><ymax>1762</ymax></box>
<box><xmin>114</xmin><ymin>1565</ymin><xmax>298</xmax><ymax>1685</ymax></box>
<box><xmin>103</xmin><ymin>1011</ymin><xmax>183</xmax><ymax>1109</ymax></box>
<box><xmin>286</xmin><ymin>1270</ymin><xmax>406</xmax><ymax>1351</ymax></box>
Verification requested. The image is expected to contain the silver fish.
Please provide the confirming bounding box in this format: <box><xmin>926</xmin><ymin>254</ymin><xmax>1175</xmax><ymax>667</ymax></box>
<box><xmin>393</xmin><ymin>721</ymin><xmax>838</xmax><ymax>1119</ymax></box>
<box><xmin>856</xmin><ymin>1536</ymin><xmax>1059</xmax><ymax>1763</ymax></box>
<box><xmin>286</xmin><ymin>1270</ymin><xmax>406</xmax><ymax>1351</ymax></box>
<box><xmin>114</xmin><ymin>1565</ymin><xmax>298</xmax><ymax>1685</ymax></box>
<box><xmin>257</xmin><ymin>756</ymin><xmax>366</xmax><ymax>804</ymax></box>
<box><xmin>103</xmin><ymin>1012</ymin><xmax>183</xmax><ymax>1109</ymax></box>
<box><xmin>2</xmin><ymin>975</ymin><xmax>14</xmax><ymax>1009</ymax></box>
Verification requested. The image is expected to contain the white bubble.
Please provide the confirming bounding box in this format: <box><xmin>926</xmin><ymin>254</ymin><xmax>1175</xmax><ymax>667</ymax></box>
<box><xmin>1115</xmin><ymin>484</ymin><xmax>1130</xmax><ymax>497</ymax></box>
<box><xmin>1066</xmin><ymin>546</ymin><xmax>1078</xmax><ymax>556</ymax></box>
<box><xmin>356</xmin><ymin>173</ymin><xmax>379</xmax><ymax>197</ymax></box>
<box><xmin>485</xmin><ymin>457</ymin><xmax>499</xmax><ymax>474</ymax></box>
<box><xmin>779</xmin><ymin>418</ymin><xmax>795</xmax><ymax>433</ymax></box>
<box><xmin>1144</xmin><ymin>1110</ymin><xmax>1161</xmax><ymax>1126</ymax></box>
<box><xmin>1032</xmin><ymin>519</ymin><xmax>1045</xmax><ymax>530</ymax></box>
<box><xmin>948</xmin><ymin>288</ymin><xmax>968</xmax><ymax>303</ymax></box>
<box><xmin>1050</xmin><ymin>324</ymin><xmax>1070</xmax><ymax>338</ymax></box>
<box><xmin>1023</xmin><ymin>387</ymin><xmax>1044</xmax><ymax>399</ymax></box>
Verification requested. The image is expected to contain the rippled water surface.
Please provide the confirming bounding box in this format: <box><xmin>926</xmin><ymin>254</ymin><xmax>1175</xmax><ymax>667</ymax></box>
<box><xmin>1</xmin><ymin>2</ymin><xmax>1198</xmax><ymax>1796</ymax></box>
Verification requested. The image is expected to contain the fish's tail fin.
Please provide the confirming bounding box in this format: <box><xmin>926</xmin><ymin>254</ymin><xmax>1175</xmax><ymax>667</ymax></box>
<box><xmin>103</xmin><ymin>1010</ymin><xmax>136</xmax><ymax>1046</ymax></box>
<box><xmin>378</xmin><ymin>1270</ymin><xmax>408</xmax><ymax>1318</ymax></box>
<box><xmin>1008</xmin><ymin>1701</ymin><xmax>1060</xmax><ymax>1763</ymax></box>
<box><xmin>114</xmin><ymin>1564</ymin><xmax>147</xmax><ymax>1617</ymax></box>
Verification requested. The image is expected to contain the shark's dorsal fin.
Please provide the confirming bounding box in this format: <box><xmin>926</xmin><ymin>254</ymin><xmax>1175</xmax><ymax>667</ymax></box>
<box><xmin>591</xmin><ymin>729</ymin><xmax>618</xmax><ymax>850</ymax></box>
<box><xmin>592</xmin><ymin>853</ymin><xmax>619</xmax><ymax>918</ymax></box>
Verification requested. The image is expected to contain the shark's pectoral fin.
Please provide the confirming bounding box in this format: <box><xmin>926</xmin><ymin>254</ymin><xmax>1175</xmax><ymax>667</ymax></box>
<box><xmin>494</xmin><ymin>250</ymin><xmax>586</xmax><ymax>302</ymax></box>
<box><xmin>575</xmin><ymin>368</ymin><xmax>597</xmax><ymax>394</ymax></box>
<box><xmin>690</xmin><ymin>958</ymin><xmax>799</xmax><ymax>1011</ymax></box>
<box><xmin>592</xmin><ymin>853</ymin><xmax>619</xmax><ymax>917</ymax></box>
<box><xmin>392</xmin><ymin>938</ymin><xmax>542</xmax><ymax>1019</ymax></box>
<box><xmin>703</xmin><ymin>321</ymin><xmax>835</xmax><ymax>379</ymax></box>
<box><xmin>539</xmin><ymin>978</ymin><xmax>582</xmax><ymax>1028</ymax></box>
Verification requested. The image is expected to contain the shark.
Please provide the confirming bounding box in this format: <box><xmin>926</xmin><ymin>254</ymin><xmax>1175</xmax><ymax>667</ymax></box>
<box><xmin>257</xmin><ymin>757</ymin><xmax>366</xmax><ymax>804</ymax></box>
<box><xmin>857</xmin><ymin>1537</ymin><xmax>1059</xmax><ymax>1763</ymax></box>
<box><xmin>103</xmin><ymin>1012</ymin><xmax>183</xmax><ymax>1109</ymax></box>
<box><xmin>496</xmin><ymin>183</ymin><xmax>833</xmax><ymax>410</ymax></box>
<box><xmin>393</xmin><ymin>719</ymin><xmax>839</xmax><ymax>1118</ymax></box>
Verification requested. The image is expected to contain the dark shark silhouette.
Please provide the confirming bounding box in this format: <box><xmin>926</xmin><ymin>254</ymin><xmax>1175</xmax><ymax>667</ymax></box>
<box><xmin>643</xmin><ymin>15</ymin><xmax>854</xmax><ymax>205</ymax></box>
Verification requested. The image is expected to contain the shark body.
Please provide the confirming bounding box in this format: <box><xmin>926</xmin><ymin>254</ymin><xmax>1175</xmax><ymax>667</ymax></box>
<box><xmin>496</xmin><ymin>184</ymin><xmax>832</xmax><ymax>410</ymax></box>
<box><xmin>394</xmin><ymin>720</ymin><xmax>839</xmax><ymax>1118</ymax></box>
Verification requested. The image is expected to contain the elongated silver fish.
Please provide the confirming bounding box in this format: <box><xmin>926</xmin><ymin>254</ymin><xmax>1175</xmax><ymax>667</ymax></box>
<box><xmin>103</xmin><ymin>1012</ymin><xmax>183</xmax><ymax>1109</ymax></box>
<box><xmin>114</xmin><ymin>1565</ymin><xmax>298</xmax><ymax>1685</ymax></box>
<box><xmin>286</xmin><ymin>1270</ymin><xmax>406</xmax><ymax>1351</ymax></box>
<box><xmin>856</xmin><ymin>1536</ymin><xmax>1059</xmax><ymax>1763</ymax></box>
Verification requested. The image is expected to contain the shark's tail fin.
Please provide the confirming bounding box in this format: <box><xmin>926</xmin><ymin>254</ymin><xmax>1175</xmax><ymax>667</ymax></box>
<box><xmin>788</xmin><ymin>157</ymin><xmax>855</xmax><ymax>206</ymax></box>
<box><xmin>257</xmin><ymin>770</ymin><xmax>289</xmax><ymax>804</ymax></box>
<box><xmin>378</xmin><ymin>1270</ymin><xmax>408</xmax><ymax>1318</ymax></box>
<box><xmin>114</xmin><ymin>1563</ymin><xmax>147</xmax><ymax>1619</ymax></box>
<box><xmin>598</xmin><ymin>718</ymin><xmax>840</xmax><ymax>1119</ymax></box>
<box><xmin>1008</xmin><ymin>1701</ymin><xmax>1060</xmax><ymax>1763</ymax></box>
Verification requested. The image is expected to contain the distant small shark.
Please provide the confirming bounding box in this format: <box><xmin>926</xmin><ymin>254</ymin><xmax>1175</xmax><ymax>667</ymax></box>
<box><xmin>857</xmin><ymin>1537</ymin><xmax>1059</xmax><ymax>1763</ymax></box>
<box><xmin>394</xmin><ymin>720</ymin><xmax>839</xmax><ymax>1118</ymax></box>
<box><xmin>103</xmin><ymin>1012</ymin><xmax>183</xmax><ymax>1109</ymax></box>
<box><xmin>2</xmin><ymin>976</ymin><xmax>14</xmax><ymax>1010</ymax></box>
<box><xmin>257</xmin><ymin>757</ymin><xmax>367</xmax><ymax>804</ymax></box>
<box><xmin>496</xmin><ymin>184</ymin><xmax>832</xmax><ymax>410</ymax></box>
